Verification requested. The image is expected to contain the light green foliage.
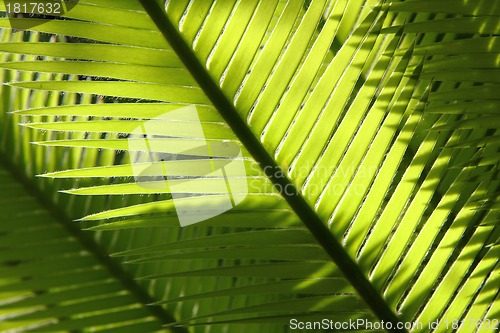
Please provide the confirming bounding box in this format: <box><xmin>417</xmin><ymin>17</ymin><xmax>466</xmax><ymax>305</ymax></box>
<box><xmin>0</xmin><ymin>0</ymin><xmax>498</xmax><ymax>332</ymax></box>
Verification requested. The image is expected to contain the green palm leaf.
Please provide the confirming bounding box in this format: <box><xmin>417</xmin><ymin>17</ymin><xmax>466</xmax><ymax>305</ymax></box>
<box><xmin>0</xmin><ymin>0</ymin><xmax>498</xmax><ymax>332</ymax></box>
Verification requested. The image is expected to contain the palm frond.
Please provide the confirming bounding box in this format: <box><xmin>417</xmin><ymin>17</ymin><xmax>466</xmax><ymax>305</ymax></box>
<box><xmin>0</xmin><ymin>0</ymin><xmax>498</xmax><ymax>332</ymax></box>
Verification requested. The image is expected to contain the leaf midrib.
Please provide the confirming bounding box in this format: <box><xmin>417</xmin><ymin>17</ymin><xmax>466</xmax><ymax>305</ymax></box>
<box><xmin>138</xmin><ymin>1</ymin><xmax>406</xmax><ymax>332</ymax></box>
<box><xmin>0</xmin><ymin>152</ymin><xmax>187</xmax><ymax>333</ymax></box>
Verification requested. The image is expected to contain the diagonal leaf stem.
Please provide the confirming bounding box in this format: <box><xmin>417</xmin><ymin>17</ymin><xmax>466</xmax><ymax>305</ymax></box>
<box><xmin>139</xmin><ymin>1</ymin><xmax>406</xmax><ymax>332</ymax></box>
<box><xmin>0</xmin><ymin>152</ymin><xmax>187</xmax><ymax>333</ymax></box>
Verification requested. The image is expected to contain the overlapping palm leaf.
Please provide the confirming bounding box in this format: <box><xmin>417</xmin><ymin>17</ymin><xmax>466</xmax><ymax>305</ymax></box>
<box><xmin>0</xmin><ymin>0</ymin><xmax>498</xmax><ymax>332</ymax></box>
